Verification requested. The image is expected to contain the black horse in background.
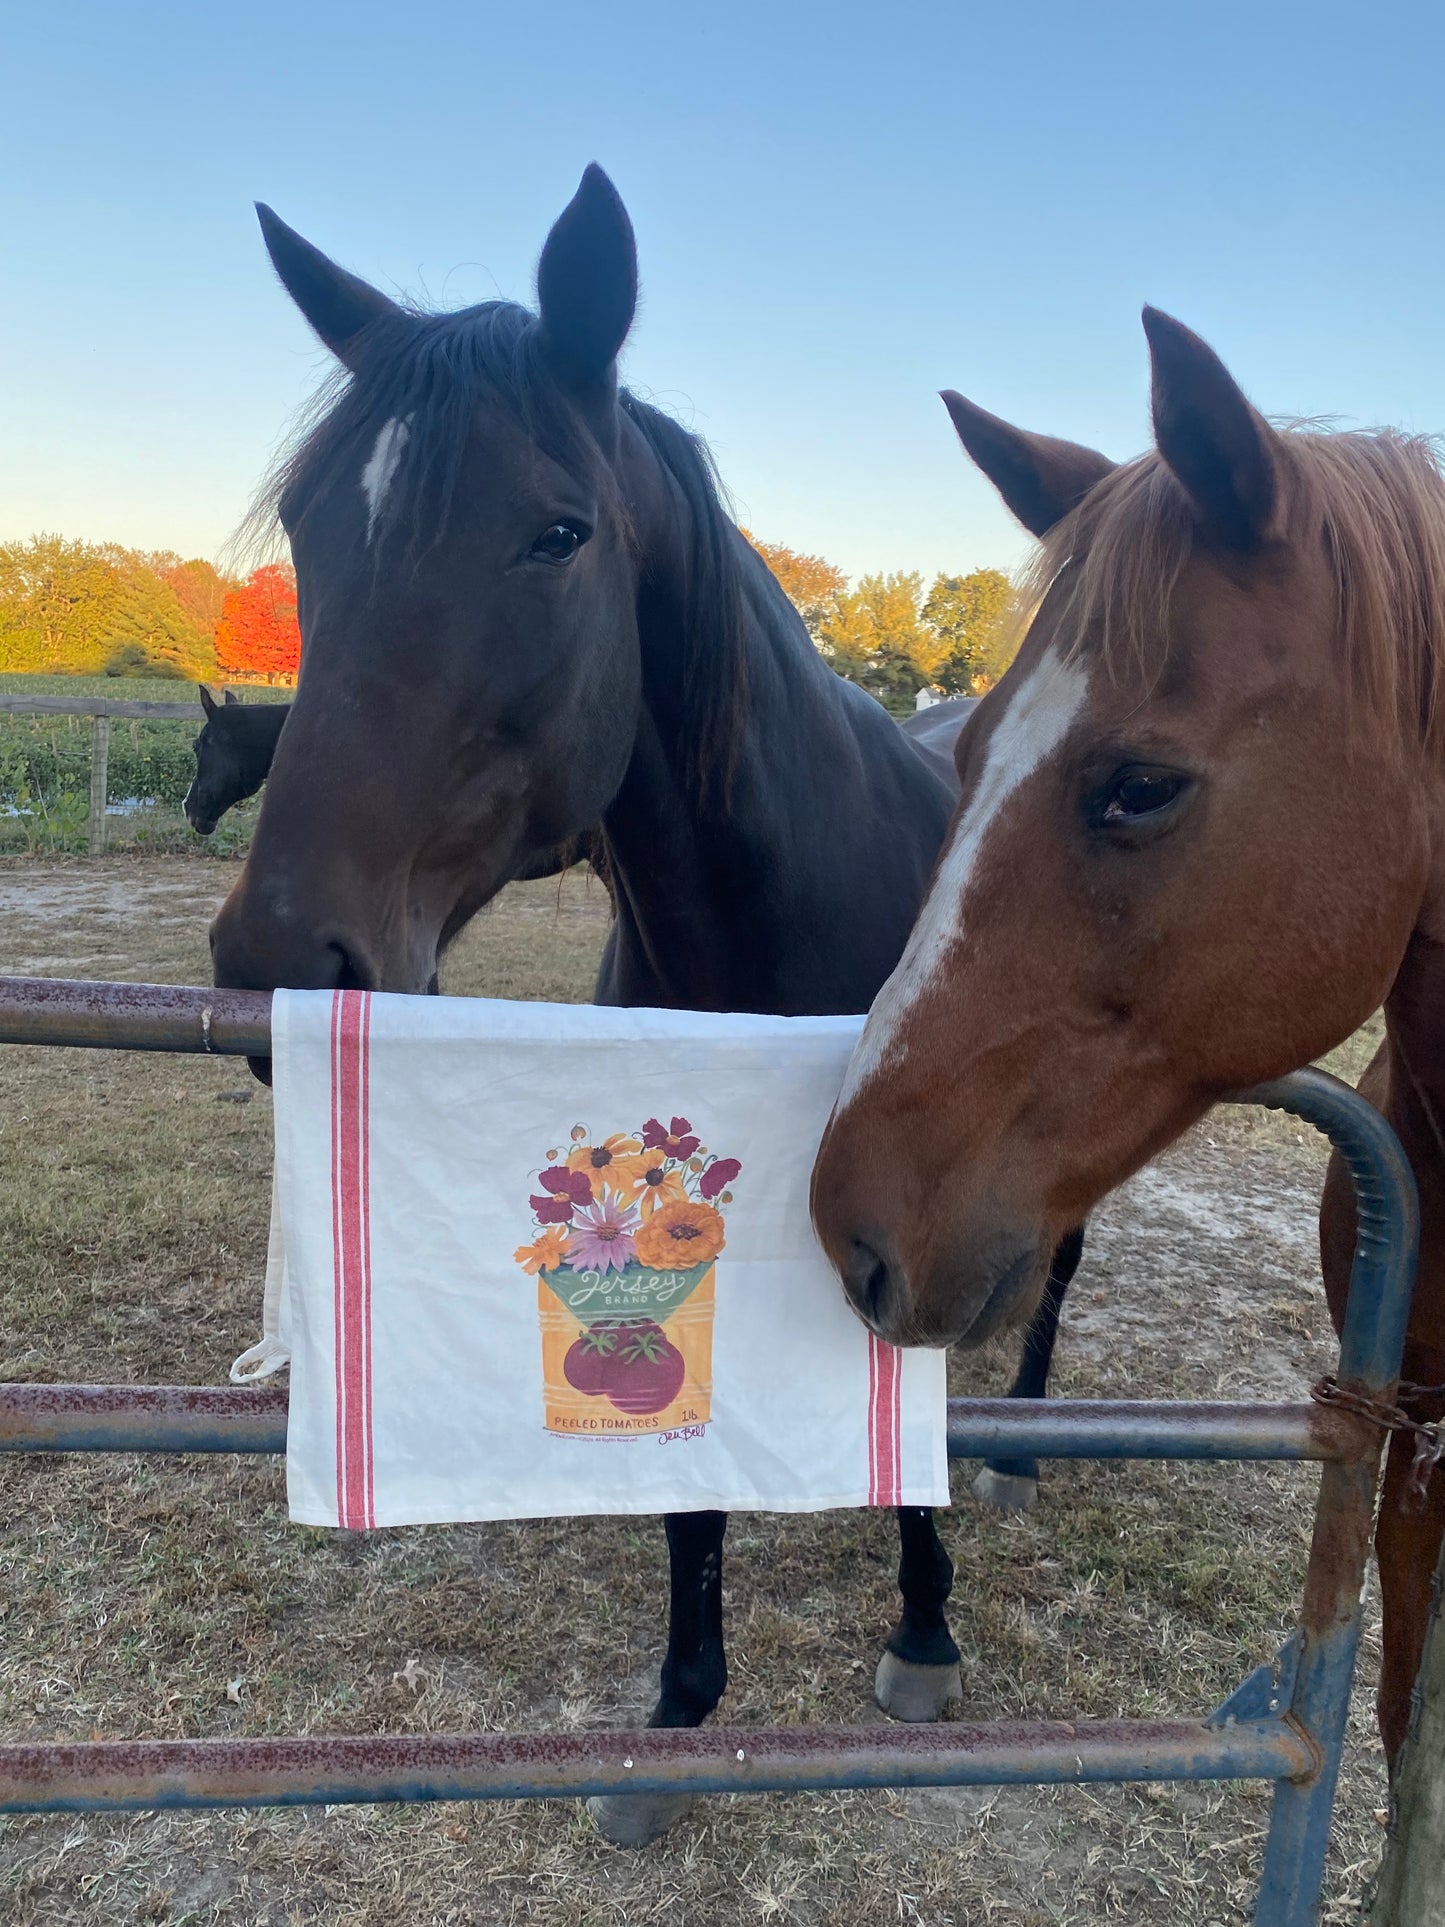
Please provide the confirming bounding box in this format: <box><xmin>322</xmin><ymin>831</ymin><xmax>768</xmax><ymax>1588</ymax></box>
<box><xmin>207</xmin><ymin>165</ymin><xmax>1085</xmax><ymax>1845</ymax></box>
<box><xmin>184</xmin><ymin>688</ymin><xmax>288</xmax><ymax>836</ymax></box>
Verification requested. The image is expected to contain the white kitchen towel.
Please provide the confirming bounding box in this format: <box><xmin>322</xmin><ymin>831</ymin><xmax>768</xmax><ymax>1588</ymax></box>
<box><xmin>267</xmin><ymin>989</ymin><xmax>948</xmax><ymax>1527</ymax></box>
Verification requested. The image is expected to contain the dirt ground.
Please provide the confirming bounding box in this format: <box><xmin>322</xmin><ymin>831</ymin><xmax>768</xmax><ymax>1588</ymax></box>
<box><xmin>0</xmin><ymin>857</ymin><xmax>1391</xmax><ymax>1924</ymax></box>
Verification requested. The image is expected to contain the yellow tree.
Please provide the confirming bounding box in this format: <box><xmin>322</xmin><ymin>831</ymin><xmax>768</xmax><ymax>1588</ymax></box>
<box><xmin>920</xmin><ymin>568</ymin><xmax>1017</xmax><ymax>691</ymax></box>
<box><xmin>818</xmin><ymin>572</ymin><xmax>931</xmax><ymax>713</ymax></box>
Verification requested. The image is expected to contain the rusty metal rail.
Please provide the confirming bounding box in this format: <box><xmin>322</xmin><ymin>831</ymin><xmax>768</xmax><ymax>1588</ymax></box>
<box><xmin>0</xmin><ymin>1381</ymin><xmax>1369</xmax><ymax>1464</ymax></box>
<box><xmin>0</xmin><ymin>977</ymin><xmax>269</xmax><ymax>1056</ymax></box>
<box><xmin>0</xmin><ymin>977</ymin><xmax>1421</xmax><ymax>1927</ymax></box>
<box><xmin>0</xmin><ymin>1718</ymin><xmax>1314</xmax><ymax>1815</ymax></box>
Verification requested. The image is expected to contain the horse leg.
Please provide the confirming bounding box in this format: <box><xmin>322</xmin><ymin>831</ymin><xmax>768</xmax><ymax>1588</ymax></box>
<box><xmin>875</xmin><ymin>1505</ymin><xmax>964</xmax><ymax>1720</ymax></box>
<box><xmin>1375</xmin><ymin>1398</ymin><xmax>1445</xmax><ymax>1769</ymax></box>
<box><xmin>972</xmin><ymin>1225</ymin><xmax>1085</xmax><ymax>1513</ymax></box>
<box><xmin>1319</xmin><ymin>1039</ymin><xmax>1445</xmax><ymax>1769</ymax></box>
<box><xmin>588</xmin><ymin>1509</ymin><xmax>727</xmax><ymax>1847</ymax></box>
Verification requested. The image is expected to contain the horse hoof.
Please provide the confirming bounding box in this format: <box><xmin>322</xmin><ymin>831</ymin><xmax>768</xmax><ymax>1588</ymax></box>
<box><xmin>971</xmin><ymin>1466</ymin><xmax>1039</xmax><ymax>1513</ymax></box>
<box><xmin>874</xmin><ymin>1651</ymin><xmax>963</xmax><ymax>1723</ymax></box>
<box><xmin>586</xmin><ymin>1792</ymin><xmax>694</xmax><ymax>1847</ymax></box>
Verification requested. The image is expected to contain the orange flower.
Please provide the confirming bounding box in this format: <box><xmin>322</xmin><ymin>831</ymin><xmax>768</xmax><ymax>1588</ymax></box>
<box><xmin>633</xmin><ymin>1200</ymin><xmax>726</xmax><ymax>1270</ymax></box>
<box><xmin>514</xmin><ymin>1225</ymin><xmax>571</xmax><ymax>1275</ymax></box>
<box><xmin>566</xmin><ymin>1133</ymin><xmax>649</xmax><ymax>1194</ymax></box>
<box><xmin>628</xmin><ymin>1160</ymin><xmax>691</xmax><ymax>1219</ymax></box>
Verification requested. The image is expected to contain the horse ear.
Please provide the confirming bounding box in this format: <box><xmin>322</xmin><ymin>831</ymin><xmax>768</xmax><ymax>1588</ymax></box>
<box><xmin>536</xmin><ymin>164</ymin><xmax>638</xmax><ymax>391</ymax></box>
<box><xmin>223</xmin><ymin>689</ymin><xmax>239</xmax><ymax>706</ymax></box>
<box><xmin>940</xmin><ymin>392</ymin><xmax>1115</xmax><ymax>537</ymax></box>
<box><xmin>256</xmin><ymin>203</ymin><xmax>402</xmax><ymax>370</ymax></box>
<box><xmin>198</xmin><ymin>685</ymin><xmax>218</xmax><ymax>718</ymax></box>
<box><xmin>1143</xmin><ymin>307</ymin><xmax>1280</xmax><ymax>549</ymax></box>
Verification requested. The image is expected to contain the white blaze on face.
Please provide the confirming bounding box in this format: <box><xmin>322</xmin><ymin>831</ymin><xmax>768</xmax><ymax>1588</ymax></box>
<box><xmin>837</xmin><ymin>648</ymin><xmax>1091</xmax><ymax>1106</ymax></box>
<box><xmin>360</xmin><ymin>417</ymin><xmax>410</xmax><ymax>544</ymax></box>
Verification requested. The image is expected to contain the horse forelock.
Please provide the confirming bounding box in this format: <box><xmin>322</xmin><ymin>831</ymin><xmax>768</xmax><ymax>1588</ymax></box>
<box><xmin>1022</xmin><ymin>426</ymin><xmax>1445</xmax><ymax>764</ymax></box>
<box><xmin>239</xmin><ymin>301</ymin><xmax>621</xmax><ymax>569</ymax></box>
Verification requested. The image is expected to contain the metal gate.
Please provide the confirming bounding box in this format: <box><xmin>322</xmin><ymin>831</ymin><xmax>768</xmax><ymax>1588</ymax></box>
<box><xmin>0</xmin><ymin>978</ymin><xmax>1420</xmax><ymax>1927</ymax></box>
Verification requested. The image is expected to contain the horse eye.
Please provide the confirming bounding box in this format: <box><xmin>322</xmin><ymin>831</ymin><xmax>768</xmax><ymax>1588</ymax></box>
<box><xmin>1102</xmin><ymin>769</ymin><xmax>1187</xmax><ymax>823</ymax></box>
<box><xmin>531</xmin><ymin>522</ymin><xmax>585</xmax><ymax>564</ymax></box>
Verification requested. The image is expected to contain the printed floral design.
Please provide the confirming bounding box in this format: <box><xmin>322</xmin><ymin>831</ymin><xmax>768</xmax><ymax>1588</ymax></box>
<box><xmin>697</xmin><ymin>1157</ymin><xmax>740</xmax><ymax>1202</ymax></box>
<box><xmin>567</xmin><ymin>1193</ymin><xmax>641</xmax><ymax>1274</ymax></box>
<box><xmin>530</xmin><ymin>1166</ymin><xmax>592</xmax><ymax>1224</ymax></box>
<box><xmin>642</xmin><ymin>1115</ymin><xmax>701</xmax><ymax>1161</ymax></box>
<box><xmin>513</xmin><ymin>1225</ymin><xmax>572</xmax><ymax>1275</ymax></box>
<box><xmin>521</xmin><ymin>1115</ymin><xmax>743</xmax><ymax>1431</ymax></box>
<box><xmin>631</xmin><ymin>1160</ymin><xmax>691</xmax><ymax>1218</ymax></box>
<box><xmin>634</xmin><ymin>1199</ymin><xmax>726</xmax><ymax>1270</ymax></box>
<box><xmin>566</xmin><ymin>1132</ymin><xmax>649</xmax><ymax>1193</ymax></box>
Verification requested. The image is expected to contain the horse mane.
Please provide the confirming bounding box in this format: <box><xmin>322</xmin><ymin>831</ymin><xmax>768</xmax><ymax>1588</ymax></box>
<box><xmin>240</xmin><ymin>299</ymin><xmax>749</xmax><ymax>808</ymax></box>
<box><xmin>1025</xmin><ymin>425</ymin><xmax>1445</xmax><ymax>756</ymax></box>
<box><xmin>618</xmin><ymin>391</ymin><xmax>749</xmax><ymax>802</ymax></box>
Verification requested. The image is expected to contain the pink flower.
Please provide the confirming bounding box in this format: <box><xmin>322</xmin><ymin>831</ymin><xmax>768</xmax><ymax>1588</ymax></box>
<box><xmin>698</xmin><ymin>1157</ymin><xmax>741</xmax><ymax>1202</ymax></box>
<box><xmin>530</xmin><ymin>1166</ymin><xmax>593</xmax><ymax>1224</ymax></box>
<box><xmin>564</xmin><ymin>1193</ymin><xmax>641</xmax><ymax>1274</ymax></box>
<box><xmin>642</xmin><ymin>1115</ymin><xmax>700</xmax><ymax>1161</ymax></box>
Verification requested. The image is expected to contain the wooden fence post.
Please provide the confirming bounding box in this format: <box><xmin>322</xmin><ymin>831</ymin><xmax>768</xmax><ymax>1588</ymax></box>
<box><xmin>1369</xmin><ymin>1526</ymin><xmax>1445</xmax><ymax>1923</ymax></box>
<box><xmin>87</xmin><ymin>716</ymin><xmax>109</xmax><ymax>856</ymax></box>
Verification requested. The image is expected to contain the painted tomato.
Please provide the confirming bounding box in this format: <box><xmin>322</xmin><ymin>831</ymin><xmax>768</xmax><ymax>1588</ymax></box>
<box><xmin>605</xmin><ymin>1327</ymin><xmax>686</xmax><ymax>1415</ymax></box>
<box><xmin>563</xmin><ymin>1325</ymin><xmax>620</xmax><ymax>1396</ymax></box>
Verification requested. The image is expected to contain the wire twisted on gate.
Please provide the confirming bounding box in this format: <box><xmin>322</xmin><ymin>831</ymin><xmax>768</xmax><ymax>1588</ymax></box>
<box><xmin>1311</xmin><ymin>1375</ymin><xmax>1445</xmax><ymax>1509</ymax></box>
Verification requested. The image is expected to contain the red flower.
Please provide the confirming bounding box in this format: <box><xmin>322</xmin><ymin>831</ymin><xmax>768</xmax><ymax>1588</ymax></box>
<box><xmin>698</xmin><ymin>1157</ymin><xmax>741</xmax><ymax>1201</ymax></box>
<box><xmin>641</xmin><ymin>1115</ymin><xmax>700</xmax><ymax>1160</ymax></box>
<box><xmin>530</xmin><ymin>1166</ymin><xmax>593</xmax><ymax>1223</ymax></box>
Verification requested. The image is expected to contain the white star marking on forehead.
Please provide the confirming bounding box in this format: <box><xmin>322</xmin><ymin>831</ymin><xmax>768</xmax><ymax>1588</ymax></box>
<box><xmin>360</xmin><ymin>417</ymin><xmax>410</xmax><ymax>545</ymax></box>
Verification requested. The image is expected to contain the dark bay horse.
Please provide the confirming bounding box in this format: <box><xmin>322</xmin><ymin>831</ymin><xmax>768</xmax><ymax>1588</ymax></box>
<box><xmin>208</xmin><ymin>165</ymin><xmax>1080</xmax><ymax>1842</ymax></box>
<box><xmin>811</xmin><ymin>306</ymin><xmax>1445</xmax><ymax>1769</ymax></box>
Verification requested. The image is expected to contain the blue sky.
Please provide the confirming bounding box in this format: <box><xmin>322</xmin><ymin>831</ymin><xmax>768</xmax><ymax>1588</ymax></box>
<box><xmin>3</xmin><ymin>0</ymin><xmax>1443</xmax><ymax>584</ymax></box>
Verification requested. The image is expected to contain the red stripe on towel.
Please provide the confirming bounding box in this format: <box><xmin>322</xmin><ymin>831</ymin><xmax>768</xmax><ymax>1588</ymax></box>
<box><xmin>889</xmin><ymin>1336</ymin><xmax>902</xmax><ymax>1502</ymax></box>
<box><xmin>870</xmin><ymin>1325</ymin><xmax>882</xmax><ymax>1503</ymax></box>
<box><xmin>332</xmin><ymin>989</ymin><xmax>374</xmax><ymax>1528</ymax></box>
<box><xmin>867</xmin><ymin>1333</ymin><xmax>902</xmax><ymax>1507</ymax></box>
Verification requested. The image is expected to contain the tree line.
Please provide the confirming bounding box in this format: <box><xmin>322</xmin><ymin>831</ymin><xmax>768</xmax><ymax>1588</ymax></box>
<box><xmin>744</xmin><ymin>534</ymin><xmax>1018</xmax><ymax>712</ymax></box>
<box><xmin>0</xmin><ymin>530</ymin><xmax>1015</xmax><ymax>708</ymax></box>
<box><xmin>0</xmin><ymin>536</ymin><xmax>300</xmax><ymax>682</ymax></box>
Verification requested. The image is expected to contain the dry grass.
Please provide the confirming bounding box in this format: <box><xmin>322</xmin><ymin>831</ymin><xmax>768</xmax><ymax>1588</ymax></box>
<box><xmin>0</xmin><ymin>858</ymin><xmax>1390</xmax><ymax>1923</ymax></box>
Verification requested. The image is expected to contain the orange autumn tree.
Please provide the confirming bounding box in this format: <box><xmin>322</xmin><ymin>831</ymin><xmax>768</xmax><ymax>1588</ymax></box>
<box><xmin>214</xmin><ymin>564</ymin><xmax>301</xmax><ymax>682</ymax></box>
<box><xmin>739</xmin><ymin>530</ymin><xmax>846</xmax><ymax>641</ymax></box>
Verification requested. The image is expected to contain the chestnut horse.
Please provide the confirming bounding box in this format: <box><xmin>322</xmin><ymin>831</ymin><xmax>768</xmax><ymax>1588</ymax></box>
<box><xmin>208</xmin><ymin>164</ymin><xmax>1083</xmax><ymax>1843</ymax></box>
<box><xmin>811</xmin><ymin>306</ymin><xmax>1445</xmax><ymax>1766</ymax></box>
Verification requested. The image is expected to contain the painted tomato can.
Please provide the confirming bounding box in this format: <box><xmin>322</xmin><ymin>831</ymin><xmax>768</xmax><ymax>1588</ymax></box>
<box><xmin>537</xmin><ymin>1261</ymin><xmax>715</xmax><ymax>1437</ymax></box>
<box><xmin>513</xmin><ymin>1117</ymin><xmax>742</xmax><ymax>1441</ymax></box>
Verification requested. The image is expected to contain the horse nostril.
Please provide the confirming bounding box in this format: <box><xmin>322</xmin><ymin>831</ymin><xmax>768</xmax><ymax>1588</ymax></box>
<box><xmin>845</xmin><ymin>1237</ymin><xmax>899</xmax><ymax>1334</ymax></box>
<box><xmin>329</xmin><ymin>943</ymin><xmax>375</xmax><ymax>993</ymax></box>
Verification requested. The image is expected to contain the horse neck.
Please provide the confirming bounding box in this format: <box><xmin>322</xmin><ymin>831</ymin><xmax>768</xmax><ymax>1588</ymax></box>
<box><xmin>596</xmin><ymin>423</ymin><xmax>956</xmax><ymax>1014</ymax></box>
<box><xmin>1377</xmin><ymin>929</ymin><xmax>1445</xmax><ymax>1379</ymax></box>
